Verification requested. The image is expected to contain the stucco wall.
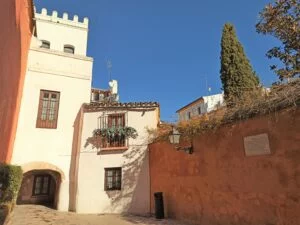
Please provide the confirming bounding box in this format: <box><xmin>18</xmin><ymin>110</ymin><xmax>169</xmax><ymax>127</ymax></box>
<box><xmin>0</xmin><ymin>0</ymin><xmax>33</xmax><ymax>162</ymax></box>
<box><xmin>11</xmin><ymin>37</ymin><xmax>93</xmax><ymax>210</ymax></box>
<box><xmin>76</xmin><ymin>108</ymin><xmax>159</xmax><ymax>214</ymax></box>
<box><xmin>35</xmin><ymin>8</ymin><xmax>89</xmax><ymax>56</ymax></box>
<box><xmin>150</xmin><ymin>108</ymin><xmax>300</xmax><ymax>225</ymax></box>
<box><xmin>178</xmin><ymin>93</ymin><xmax>224</xmax><ymax>121</ymax></box>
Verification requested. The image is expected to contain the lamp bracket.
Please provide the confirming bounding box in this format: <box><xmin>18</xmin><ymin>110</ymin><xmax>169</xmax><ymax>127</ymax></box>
<box><xmin>175</xmin><ymin>146</ymin><xmax>193</xmax><ymax>154</ymax></box>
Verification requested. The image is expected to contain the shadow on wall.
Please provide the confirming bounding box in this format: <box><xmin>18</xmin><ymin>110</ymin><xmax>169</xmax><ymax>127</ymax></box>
<box><xmin>203</xmin><ymin>101</ymin><xmax>208</xmax><ymax>114</ymax></box>
<box><xmin>76</xmin><ymin>131</ymin><xmax>151</xmax><ymax>215</ymax></box>
<box><xmin>69</xmin><ymin>107</ymin><xmax>83</xmax><ymax>212</ymax></box>
<box><xmin>17</xmin><ymin>170</ymin><xmax>61</xmax><ymax>209</ymax></box>
<box><xmin>149</xmin><ymin>108</ymin><xmax>300</xmax><ymax>225</ymax></box>
<box><xmin>103</xmin><ymin>141</ymin><xmax>151</xmax><ymax>216</ymax></box>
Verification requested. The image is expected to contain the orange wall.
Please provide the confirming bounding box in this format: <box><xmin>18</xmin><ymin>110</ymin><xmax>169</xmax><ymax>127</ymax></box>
<box><xmin>0</xmin><ymin>0</ymin><xmax>33</xmax><ymax>162</ymax></box>
<box><xmin>150</xmin><ymin>108</ymin><xmax>300</xmax><ymax>225</ymax></box>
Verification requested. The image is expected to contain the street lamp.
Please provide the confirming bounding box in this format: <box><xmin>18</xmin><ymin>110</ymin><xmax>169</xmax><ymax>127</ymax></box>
<box><xmin>168</xmin><ymin>126</ymin><xmax>193</xmax><ymax>154</ymax></box>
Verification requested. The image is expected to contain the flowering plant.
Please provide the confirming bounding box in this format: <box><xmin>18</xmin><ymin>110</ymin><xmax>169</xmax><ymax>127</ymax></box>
<box><xmin>93</xmin><ymin>126</ymin><xmax>138</xmax><ymax>139</ymax></box>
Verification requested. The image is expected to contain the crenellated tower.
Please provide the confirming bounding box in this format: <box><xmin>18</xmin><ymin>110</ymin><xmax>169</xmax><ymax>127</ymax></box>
<box><xmin>34</xmin><ymin>8</ymin><xmax>89</xmax><ymax>56</ymax></box>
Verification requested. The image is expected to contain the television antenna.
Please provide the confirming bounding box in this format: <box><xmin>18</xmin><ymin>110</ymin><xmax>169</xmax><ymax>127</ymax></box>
<box><xmin>200</xmin><ymin>74</ymin><xmax>211</xmax><ymax>95</ymax></box>
<box><xmin>106</xmin><ymin>59</ymin><xmax>113</xmax><ymax>81</ymax></box>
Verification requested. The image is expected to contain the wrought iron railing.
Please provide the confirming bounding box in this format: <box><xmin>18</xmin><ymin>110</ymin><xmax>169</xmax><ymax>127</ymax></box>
<box><xmin>97</xmin><ymin>113</ymin><xmax>127</xmax><ymax>148</ymax></box>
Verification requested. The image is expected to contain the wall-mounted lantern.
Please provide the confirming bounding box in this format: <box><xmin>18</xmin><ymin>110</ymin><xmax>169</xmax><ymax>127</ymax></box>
<box><xmin>169</xmin><ymin>127</ymin><xmax>193</xmax><ymax>154</ymax></box>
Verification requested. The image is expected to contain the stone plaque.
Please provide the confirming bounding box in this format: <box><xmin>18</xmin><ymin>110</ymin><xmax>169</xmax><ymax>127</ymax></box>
<box><xmin>243</xmin><ymin>133</ymin><xmax>271</xmax><ymax>156</ymax></box>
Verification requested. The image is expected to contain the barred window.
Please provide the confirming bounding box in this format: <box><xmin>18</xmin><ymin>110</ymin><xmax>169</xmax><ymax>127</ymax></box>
<box><xmin>36</xmin><ymin>90</ymin><xmax>60</xmax><ymax>129</ymax></box>
<box><xmin>98</xmin><ymin>114</ymin><xmax>126</xmax><ymax>148</ymax></box>
<box><xmin>104</xmin><ymin>168</ymin><xmax>122</xmax><ymax>191</ymax></box>
<box><xmin>33</xmin><ymin>175</ymin><xmax>51</xmax><ymax>196</ymax></box>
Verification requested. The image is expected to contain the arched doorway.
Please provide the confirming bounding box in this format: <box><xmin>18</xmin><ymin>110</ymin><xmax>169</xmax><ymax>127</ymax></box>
<box><xmin>17</xmin><ymin>170</ymin><xmax>61</xmax><ymax>208</ymax></box>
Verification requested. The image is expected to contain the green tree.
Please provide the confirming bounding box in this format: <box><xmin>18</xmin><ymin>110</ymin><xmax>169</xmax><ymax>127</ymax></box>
<box><xmin>220</xmin><ymin>23</ymin><xmax>260</xmax><ymax>103</ymax></box>
<box><xmin>256</xmin><ymin>0</ymin><xmax>300</xmax><ymax>80</ymax></box>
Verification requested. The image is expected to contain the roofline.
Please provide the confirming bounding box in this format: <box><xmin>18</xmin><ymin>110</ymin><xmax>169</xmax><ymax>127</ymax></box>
<box><xmin>91</xmin><ymin>87</ymin><xmax>110</xmax><ymax>92</ymax></box>
<box><xmin>84</xmin><ymin>102</ymin><xmax>160</xmax><ymax>111</ymax></box>
<box><xmin>29</xmin><ymin>0</ymin><xmax>37</xmax><ymax>36</ymax></box>
<box><xmin>176</xmin><ymin>96</ymin><xmax>204</xmax><ymax>113</ymax></box>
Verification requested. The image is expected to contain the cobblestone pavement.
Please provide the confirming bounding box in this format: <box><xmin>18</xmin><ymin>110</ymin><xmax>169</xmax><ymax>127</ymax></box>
<box><xmin>8</xmin><ymin>205</ymin><xmax>185</xmax><ymax>225</ymax></box>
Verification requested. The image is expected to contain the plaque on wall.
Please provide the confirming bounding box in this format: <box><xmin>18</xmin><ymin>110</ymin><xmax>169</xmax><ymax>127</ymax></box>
<box><xmin>243</xmin><ymin>133</ymin><xmax>271</xmax><ymax>156</ymax></box>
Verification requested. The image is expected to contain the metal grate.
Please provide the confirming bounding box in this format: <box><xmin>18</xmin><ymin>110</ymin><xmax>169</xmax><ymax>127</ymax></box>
<box><xmin>97</xmin><ymin>113</ymin><xmax>127</xmax><ymax>148</ymax></box>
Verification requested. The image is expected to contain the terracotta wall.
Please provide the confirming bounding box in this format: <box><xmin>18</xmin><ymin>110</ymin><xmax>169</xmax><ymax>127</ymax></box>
<box><xmin>0</xmin><ymin>0</ymin><xmax>34</xmax><ymax>162</ymax></box>
<box><xmin>149</xmin><ymin>108</ymin><xmax>300</xmax><ymax>225</ymax></box>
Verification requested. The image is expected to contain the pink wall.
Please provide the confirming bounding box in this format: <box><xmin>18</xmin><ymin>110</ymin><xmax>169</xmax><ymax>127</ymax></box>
<box><xmin>150</xmin><ymin>108</ymin><xmax>300</xmax><ymax>225</ymax></box>
<box><xmin>0</xmin><ymin>0</ymin><xmax>33</xmax><ymax>162</ymax></box>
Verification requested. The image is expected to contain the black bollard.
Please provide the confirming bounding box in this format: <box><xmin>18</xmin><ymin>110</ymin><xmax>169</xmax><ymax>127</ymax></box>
<box><xmin>154</xmin><ymin>192</ymin><xmax>164</xmax><ymax>219</ymax></box>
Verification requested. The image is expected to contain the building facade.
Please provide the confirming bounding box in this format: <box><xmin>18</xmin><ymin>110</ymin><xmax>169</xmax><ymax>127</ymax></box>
<box><xmin>0</xmin><ymin>0</ymin><xmax>34</xmax><ymax>163</ymax></box>
<box><xmin>11</xmin><ymin>8</ymin><xmax>93</xmax><ymax>211</ymax></box>
<box><xmin>71</xmin><ymin>102</ymin><xmax>159</xmax><ymax>214</ymax></box>
<box><xmin>177</xmin><ymin>93</ymin><xmax>224</xmax><ymax>121</ymax></box>
<box><xmin>9</xmin><ymin>7</ymin><xmax>159</xmax><ymax>214</ymax></box>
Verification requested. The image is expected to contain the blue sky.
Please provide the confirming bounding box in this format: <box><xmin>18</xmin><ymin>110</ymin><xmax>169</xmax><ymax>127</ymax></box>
<box><xmin>35</xmin><ymin>0</ymin><xmax>279</xmax><ymax>122</ymax></box>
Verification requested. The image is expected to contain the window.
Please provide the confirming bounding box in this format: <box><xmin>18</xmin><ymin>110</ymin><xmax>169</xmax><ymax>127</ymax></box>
<box><xmin>33</xmin><ymin>175</ymin><xmax>51</xmax><ymax>196</ymax></box>
<box><xmin>98</xmin><ymin>114</ymin><xmax>126</xmax><ymax>148</ymax></box>
<box><xmin>41</xmin><ymin>40</ymin><xmax>50</xmax><ymax>49</ymax></box>
<box><xmin>36</xmin><ymin>90</ymin><xmax>60</xmax><ymax>129</ymax></box>
<box><xmin>64</xmin><ymin>45</ymin><xmax>75</xmax><ymax>54</ymax></box>
<box><xmin>104</xmin><ymin>168</ymin><xmax>122</xmax><ymax>191</ymax></box>
<box><xmin>187</xmin><ymin>112</ymin><xmax>191</xmax><ymax>119</ymax></box>
<box><xmin>108</xmin><ymin>113</ymin><xmax>125</xmax><ymax>128</ymax></box>
<box><xmin>198</xmin><ymin>107</ymin><xmax>202</xmax><ymax>115</ymax></box>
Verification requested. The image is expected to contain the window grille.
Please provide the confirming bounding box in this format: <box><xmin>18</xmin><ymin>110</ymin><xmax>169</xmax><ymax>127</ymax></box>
<box><xmin>97</xmin><ymin>113</ymin><xmax>127</xmax><ymax>148</ymax></box>
<box><xmin>104</xmin><ymin>168</ymin><xmax>122</xmax><ymax>191</ymax></box>
<box><xmin>32</xmin><ymin>175</ymin><xmax>51</xmax><ymax>196</ymax></box>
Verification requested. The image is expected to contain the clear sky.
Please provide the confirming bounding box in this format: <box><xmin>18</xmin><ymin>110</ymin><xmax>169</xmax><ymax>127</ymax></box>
<box><xmin>35</xmin><ymin>0</ymin><xmax>280</xmax><ymax>122</ymax></box>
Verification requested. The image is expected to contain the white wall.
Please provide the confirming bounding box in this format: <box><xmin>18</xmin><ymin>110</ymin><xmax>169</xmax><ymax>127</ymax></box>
<box><xmin>11</xmin><ymin>38</ymin><xmax>93</xmax><ymax>211</ymax></box>
<box><xmin>203</xmin><ymin>93</ymin><xmax>224</xmax><ymax>112</ymax></box>
<box><xmin>76</xmin><ymin>108</ymin><xmax>159</xmax><ymax>215</ymax></box>
<box><xmin>178</xmin><ymin>93</ymin><xmax>224</xmax><ymax>121</ymax></box>
<box><xmin>35</xmin><ymin>8</ymin><xmax>89</xmax><ymax>56</ymax></box>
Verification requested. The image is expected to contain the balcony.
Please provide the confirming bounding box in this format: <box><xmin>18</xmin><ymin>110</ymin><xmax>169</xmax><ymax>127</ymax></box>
<box><xmin>96</xmin><ymin>113</ymin><xmax>129</xmax><ymax>151</ymax></box>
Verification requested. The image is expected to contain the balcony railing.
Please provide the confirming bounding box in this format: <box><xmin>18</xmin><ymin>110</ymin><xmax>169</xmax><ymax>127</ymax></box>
<box><xmin>97</xmin><ymin>113</ymin><xmax>128</xmax><ymax>149</ymax></box>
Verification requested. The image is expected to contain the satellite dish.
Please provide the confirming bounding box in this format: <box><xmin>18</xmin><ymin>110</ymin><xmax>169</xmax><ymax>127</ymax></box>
<box><xmin>109</xmin><ymin>80</ymin><xmax>118</xmax><ymax>95</ymax></box>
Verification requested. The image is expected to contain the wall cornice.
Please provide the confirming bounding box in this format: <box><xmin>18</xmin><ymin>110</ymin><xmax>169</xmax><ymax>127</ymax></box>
<box><xmin>28</xmin><ymin>66</ymin><xmax>91</xmax><ymax>80</ymax></box>
<box><xmin>30</xmin><ymin>47</ymin><xmax>93</xmax><ymax>61</ymax></box>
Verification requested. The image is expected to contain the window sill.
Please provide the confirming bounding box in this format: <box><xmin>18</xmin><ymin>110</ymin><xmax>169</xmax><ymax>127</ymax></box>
<box><xmin>31</xmin><ymin>194</ymin><xmax>50</xmax><ymax>197</ymax></box>
<box><xmin>36</xmin><ymin>127</ymin><xmax>57</xmax><ymax>129</ymax></box>
<box><xmin>97</xmin><ymin>147</ymin><xmax>128</xmax><ymax>155</ymax></box>
<box><xmin>105</xmin><ymin>189</ymin><xmax>121</xmax><ymax>192</ymax></box>
<box><xmin>100</xmin><ymin>147</ymin><xmax>128</xmax><ymax>151</ymax></box>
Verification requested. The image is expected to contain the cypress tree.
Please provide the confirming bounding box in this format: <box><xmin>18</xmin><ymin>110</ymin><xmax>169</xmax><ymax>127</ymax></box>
<box><xmin>220</xmin><ymin>23</ymin><xmax>260</xmax><ymax>103</ymax></box>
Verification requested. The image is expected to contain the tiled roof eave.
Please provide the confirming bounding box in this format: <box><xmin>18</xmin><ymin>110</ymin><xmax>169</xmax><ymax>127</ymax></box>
<box><xmin>84</xmin><ymin>102</ymin><xmax>160</xmax><ymax>111</ymax></box>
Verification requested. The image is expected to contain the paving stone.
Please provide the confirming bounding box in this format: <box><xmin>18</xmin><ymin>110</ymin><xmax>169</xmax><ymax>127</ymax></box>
<box><xmin>10</xmin><ymin>205</ymin><xmax>185</xmax><ymax>225</ymax></box>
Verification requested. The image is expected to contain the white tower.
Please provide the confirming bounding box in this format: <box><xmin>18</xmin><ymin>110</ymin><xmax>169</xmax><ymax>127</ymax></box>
<box><xmin>11</xmin><ymin>8</ymin><xmax>93</xmax><ymax>211</ymax></box>
<box><xmin>35</xmin><ymin>8</ymin><xmax>89</xmax><ymax>55</ymax></box>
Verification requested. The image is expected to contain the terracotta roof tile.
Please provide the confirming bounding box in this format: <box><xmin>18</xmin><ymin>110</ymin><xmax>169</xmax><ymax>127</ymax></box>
<box><xmin>84</xmin><ymin>101</ymin><xmax>159</xmax><ymax>111</ymax></box>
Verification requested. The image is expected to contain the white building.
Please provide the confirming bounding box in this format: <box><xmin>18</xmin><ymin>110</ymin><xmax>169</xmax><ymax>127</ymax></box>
<box><xmin>71</xmin><ymin>102</ymin><xmax>159</xmax><ymax>214</ymax></box>
<box><xmin>11</xmin><ymin>8</ymin><xmax>93</xmax><ymax>211</ymax></box>
<box><xmin>11</xmin><ymin>7</ymin><xmax>160</xmax><ymax>215</ymax></box>
<box><xmin>177</xmin><ymin>93</ymin><xmax>224</xmax><ymax>121</ymax></box>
